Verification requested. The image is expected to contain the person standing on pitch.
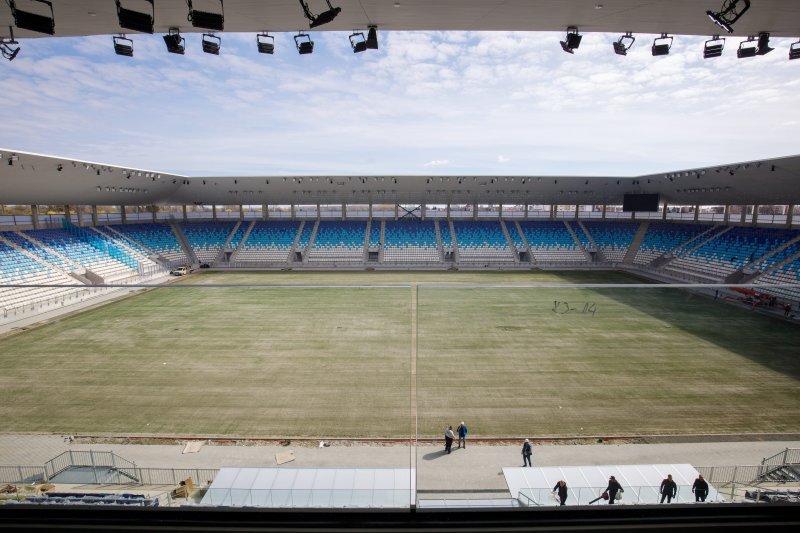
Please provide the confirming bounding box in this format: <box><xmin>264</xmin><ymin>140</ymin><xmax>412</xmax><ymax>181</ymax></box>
<box><xmin>660</xmin><ymin>474</ymin><xmax>677</xmax><ymax>503</ymax></box>
<box><xmin>444</xmin><ymin>425</ymin><xmax>455</xmax><ymax>454</ymax></box>
<box><xmin>553</xmin><ymin>480</ymin><xmax>568</xmax><ymax>506</ymax></box>
<box><xmin>606</xmin><ymin>476</ymin><xmax>623</xmax><ymax>504</ymax></box>
<box><xmin>692</xmin><ymin>474</ymin><xmax>709</xmax><ymax>502</ymax></box>
<box><xmin>521</xmin><ymin>439</ymin><xmax>532</xmax><ymax>467</ymax></box>
<box><xmin>456</xmin><ymin>421</ymin><xmax>468</xmax><ymax>449</ymax></box>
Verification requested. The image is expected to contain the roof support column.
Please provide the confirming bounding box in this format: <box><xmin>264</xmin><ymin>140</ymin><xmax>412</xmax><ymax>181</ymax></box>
<box><xmin>31</xmin><ymin>205</ymin><xmax>40</xmax><ymax>230</ymax></box>
<box><xmin>263</xmin><ymin>204</ymin><xmax>268</xmax><ymax>220</ymax></box>
<box><xmin>151</xmin><ymin>205</ymin><xmax>157</xmax><ymax>222</ymax></box>
<box><xmin>524</xmin><ymin>204</ymin><xmax>528</xmax><ymax>220</ymax></box>
<box><xmin>91</xmin><ymin>205</ymin><xmax>98</xmax><ymax>226</ymax></box>
<box><xmin>76</xmin><ymin>207</ymin><xmax>84</xmax><ymax>227</ymax></box>
<box><xmin>752</xmin><ymin>205</ymin><xmax>759</xmax><ymax>226</ymax></box>
<box><xmin>693</xmin><ymin>205</ymin><xmax>699</xmax><ymax>222</ymax></box>
<box><xmin>574</xmin><ymin>204</ymin><xmax>579</xmax><ymax>220</ymax></box>
<box><xmin>662</xmin><ymin>203</ymin><xmax>668</xmax><ymax>221</ymax></box>
<box><xmin>63</xmin><ymin>205</ymin><xmax>71</xmax><ymax>226</ymax></box>
<box><xmin>212</xmin><ymin>205</ymin><xmax>217</xmax><ymax>220</ymax></box>
<box><xmin>446</xmin><ymin>204</ymin><xmax>450</xmax><ymax>220</ymax></box>
<box><xmin>601</xmin><ymin>204</ymin><xmax>607</xmax><ymax>220</ymax></box>
<box><xmin>316</xmin><ymin>203</ymin><xmax>320</xmax><ymax>220</ymax></box>
<box><xmin>472</xmin><ymin>203</ymin><xmax>478</xmax><ymax>221</ymax></box>
<box><xmin>740</xmin><ymin>206</ymin><xmax>746</xmax><ymax>224</ymax></box>
<box><xmin>787</xmin><ymin>205</ymin><xmax>794</xmax><ymax>228</ymax></box>
<box><xmin>342</xmin><ymin>203</ymin><xmax>346</xmax><ymax>220</ymax></box>
<box><xmin>120</xmin><ymin>206</ymin><xmax>127</xmax><ymax>224</ymax></box>
<box><xmin>291</xmin><ymin>204</ymin><xmax>296</xmax><ymax>220</ymax></box>
<box><xmin>550</xmin><ymin>205</ymin><xmax>555</xmax><ymax>221</ymax></box>
<box><xmin>369</xmin><ymin>202</ymin><xmax>373</xmax><ymax>220</ymax></box>
<box><xmin>499</xmin><ymin>204</ymin><xmax>503</xmax><ymax>220</ymax></box>
<box><xmin>182</xmin><ymin>205</ymin><xmax>187</xmax><ymax>221</ymax></box>
<box><xmin>395</xmin><ymin>204</ymin><xmax>398</xmax><ymax>220</ymax></box>
<box><xmin>239</xmin><ymin>204</ymin><xmax>244</xmax><ymax>220</ymax></box>
<box><xmin>421</xmin><ymin>204</ymin><xmax>426</xmax><ymax>221</ymax></box>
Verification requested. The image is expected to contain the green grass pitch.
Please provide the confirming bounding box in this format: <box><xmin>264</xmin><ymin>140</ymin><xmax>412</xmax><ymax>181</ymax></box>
<box><xmin>0</xmin><ymin>270</ymin><xmax>798</xmax><ymax>438</ymax></box>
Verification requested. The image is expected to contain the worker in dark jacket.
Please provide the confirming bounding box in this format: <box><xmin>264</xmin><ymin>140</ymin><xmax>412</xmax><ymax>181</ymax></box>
<box><xmin>553</xmin><ymin>480</ymin><xmax>568</xmax><ymax>506</ymax></box>
<box><xmin>660</xmin><ymin>474</ymin><xmax>678</xmax><ymax>503</ymax></box>
<box><xmin>692</xmin><ymin>474</ymin><xmax>709</xmax><ymax>502</ymax></box>
<box><xmin>606</xmin><ymin>476</ymin><xmax>623</xmax><ymax>504</ymax></box>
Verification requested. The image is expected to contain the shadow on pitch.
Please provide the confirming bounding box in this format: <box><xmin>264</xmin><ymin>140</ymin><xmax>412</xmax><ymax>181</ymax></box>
<box><xmin>422</xmin><ymin>449</ymin><xmax>450</xmax><ymax>461</ymax></box>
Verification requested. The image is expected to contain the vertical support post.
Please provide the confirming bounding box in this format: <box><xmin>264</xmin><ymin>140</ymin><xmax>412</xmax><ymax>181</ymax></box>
<box><xmin>693</xmin><ymin>204</ymin><xmax>700</xmax><ymax>222</ymax></box>
<box><xmin>239</xmin><ymin>204</ymin><xmax>244</xmax><ymax>220</ymax></box>
<box><xmin>498</xmin><ymin>203</ymin><xmax>503</xmax><ymax>220</ymax></box>
<box><xmin>342</xmin><ymin>203</ymin><xmax>346</xmax><ymax>220</ymax></box>
<box><xmin>472</xmin><ymin>203</ymin><xmax>478</xmax><ymax>221</ymax></box>
<box><xmin>31</xmin><ymin>205</ymin><xmax>40</xmax><ymax>229</ymax></box>
<box><xmin>550</xmin><ymin>205</ymin><xmax>556</xmax><ymax>221</ymax></box>
<box><xmin>76</xmin><ymin>207</ymin><xmax>84</xmax><ymax>226</ymax></box>
<box><xmin>263</xmin><ymin>204</ymin><xmax>268</xmax><ymax>220</ymax></box>
<box><xmin>421</xmin><ymin>204</ymin><xmax>426</xmax><ymax>220</ymax></box>
<box><xmin>395</xmin><ymin>204</ymin><xmax>399</xmax><ymax>220</ymax></box>
<box><xmin>752</xmin><ymin>205</ymin><xmax>759</xmax><ymax>226</ymax></box>
<box><xmin>524</xmin><ymin>204</ymin><xmax>529</xmax><ymax>220</ymax></box>
<box><xmin>120</xmin><ymin>206</ymin><xmax>127</xmax><ymax>223</ymax></box>
<box><xmin>662</xmin><ymin>203</ymin><xmax>668</xmax><ymax>221</ymax></box>
<box><xmin>316</xmin><ymin>203</ymin><xmax>320</xmax><ymax>220</ymax></box>
<box><xmin>290</xmin><ymin>204</ymin><xmax>296</xmax><ymax>220</ymax></box>
<box><xmin>740</xmin><ymin>206</ymin><xmax>746</xmax><ymax>224</ymax></box>
<box><xmin>446</xmin><ymin>204</ymin><xmax>451</xmax><ymax>220</ymax></box>
<box><xmin>574</xmin><ymin>204</ymin><xmax>579</xmax><ymax>220</ymax></box>
<box><xmin>723</xmin><ymin>204</ymin><xmax>730</xmax><ymax>224</ymax></box>
<box><xmin>786</xmin><ymin>205</ymin><xmax>794</xmax><ymax>228</ymax></box>
<box><xmin>369</xmin><ymin>202</ymin><xmax>373</xmax><ymax>220</ymax></box>
<box><xmin>212</xmin><ymin>205</ymin><xmax>217</xmax><ymax>220</ymax></box>
<box><xmin>90</xmin><ymin>450</ymin><xmax>98</xmax><ymax>484</ymax></box>
<box><xmin>151</xmin><ymin>205</ymin><xmax>157</xmax><ymax>222</ymax></box>
<box><xmin>182</xmin><ymin>205</ymin><xmax>187</xmax><ymax>221</ymax></box>
<box><xmin>91</xmin><ymin>205</ymin><xmax>98</xmax><ymax>226</ymax></box>
<box><xmin>602</xmin><ymin>204</ymin><xmax>607</xmax><ymax>220</ymax></box>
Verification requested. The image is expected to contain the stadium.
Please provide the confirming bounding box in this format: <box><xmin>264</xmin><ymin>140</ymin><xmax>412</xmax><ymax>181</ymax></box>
<box><xmin>1</xmin><ymin>1</ymin><xmax>800</xmax><ymax>531</ymax></box>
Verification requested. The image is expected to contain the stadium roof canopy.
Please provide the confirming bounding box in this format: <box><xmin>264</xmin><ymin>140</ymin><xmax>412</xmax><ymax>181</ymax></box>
<box><xmin>2</xmin><ymin>1</ymin><xmax>799</xmax><ymax>207</ymax></box>
<box><xmin>2</xmin><ymin>0</ymin><xmax>799</xmax><ymax>39</ymax></box>
<box><xmin>2</xmin><ymin>148</ymin><xmax>799</xmax><ymax>206</ymax></box>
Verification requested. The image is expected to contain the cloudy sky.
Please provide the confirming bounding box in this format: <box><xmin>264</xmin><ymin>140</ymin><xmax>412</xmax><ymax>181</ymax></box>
<box><xmin>1</xmin><ymin>30</ymin><xmax>798</xmax><ymax>177</ymax></box>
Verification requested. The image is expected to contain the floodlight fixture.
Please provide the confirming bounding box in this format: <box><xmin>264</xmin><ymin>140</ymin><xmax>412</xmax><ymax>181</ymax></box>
<box><xmin>163</xmin><ymin>27</ymin><xmax>185</xmax><ymax>55</ymax></box>
<box><xmin>707</xmin><ymin>0</ymin><xmax>751</xmax><ymax>34</ymax></box>
<box><xmin>756</xmin><ymin>32</ymin><xmax>773</xmax><ymax>55</ymax></box>
<box><xmin>349</xmin><ymin>31</ymin><xmax>366</xmax><ymax>53</ymax></box>
<box><xmin>9</xmin><ymin>0</ymin><xmax>54</xmax><ymax>35</ymax></box>
<box><xmin>790</xmin><ymin>39</ymin><xmax>800</xmax><ymax>60</ymax></box>
<box><xmin>613</xmin><ymin>32</ymin><xmax>635</xmax><ymax>56</ymax></box>
<box><xmin>116</xmin><ymin>0</ymin><xmax>154</xmax><ymax>34</ymax></box>
<box><xmin>737</xmin><ymin>35</ymin><xmax>758</xmax><ymax>58</ymax></box>
<box><xmin>295</xmin><ymin>32</ymin><xmax>314</xmax><ymax>55</ymax></box>
<box><xmin>366</xmin><ymin>25</ymin><xmax>378</xmax><ymax>49</ymax></box>
<box><xmin>187</xmin><ymin>0</ymin><xmax>224</xmax><ymax>31</ymax></box>
<box><xmin>202</xmin><ymin>32</ymin><xmax>220</xmax><ymax>55</ymax></box>
<box><xmin>559</xmin><ymin>26</ymin><xmax>582</xmax><ymax>54</ymax></box>
<box><xmin>652</xmin><ymin>33</ymin><xmax>673</xmax><ymax>56</ymax></box>
<box><xmin>257</xmin><ymin>32</ymin><xmax>274</xmax><ymax>54</ymax></box>
<box><xmin>299</xmin><ymin>1</ymin><xmax>342</xmax><ymax>29</ymax></box>
<box><xmin>113</xmin><ymin>34</ymin><xmax>134</xmax><ymax>57</ymax></box>
<box><xmin>703</xmin><ymin>35</ymin><xmax>725</xmax><ymax>58</ymax></box>
<box><xmin>1</xmin><ymin>27</ymin><xmax>20</xmax><ymax>61</ymax></box>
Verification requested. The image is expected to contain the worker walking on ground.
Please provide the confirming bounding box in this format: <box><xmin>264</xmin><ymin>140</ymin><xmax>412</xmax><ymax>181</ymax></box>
<box><xmin>606</xmin><ymin>476</ymin><xmax>623</xmax><ymax>504</ymax></box>
<box><xmin>521</xmin><ymin>439</ymin><xmax>532</xmax><ymax>467</ymax></box>
<box><xmin>553</xmin><ymin>480</ymin><xmax>568</xmax><ymax>506</ymax></box>
<box><xmin>456</xmin><ymin>421</ymin><xmax>468</xmax><ymax>449</ymax></box>
<box><xmin>660</xmin><ymin>474</ymin><xmax>677</xmax><ymax>503</ymax></box>
<box><xmin>692</xmin><ymin>474</ymin><xmax>709</xmax><ymax>502</ymax></box>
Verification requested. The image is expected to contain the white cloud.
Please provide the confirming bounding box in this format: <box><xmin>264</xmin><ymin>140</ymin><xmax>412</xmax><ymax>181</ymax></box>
<box><xmin>0</xmin><ymin>31</ymin><xmax>798</xmax><ymax>177</ymax></box>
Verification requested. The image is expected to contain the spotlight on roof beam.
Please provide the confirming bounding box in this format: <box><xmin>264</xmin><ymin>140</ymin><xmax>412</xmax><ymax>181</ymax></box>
<box><xmin>295</xmin><ymin>32</ymin><xmax>314</xmax><ymax>55</ymax></box>
<box><xmin>113</xmin><ymin>34</ymin><xmax>133</xmax><ymax>57</ymax></box>
<box><xmin>756</xmin><ymin>32</ymin><xmax>773</xmax><ymax>55</ymax></box>
<box><xmin>703</xmin><ymin>35</ymin><xmax>725</xmax><ymax>58</ymax></box>
<box><xmin>257</xmin><ymin>32</ymin><xmax>274</xmax><ymax>54</ymax></box>
<box><xmin>652</xmin><ymin>33</ymin><xmax>673</xmax><ymax>56</ymax></box>
<box><xmin>560</xmin><ymin>26</ymin><xmax>582</xmax><ymax>54</ymax></box>
<box><xmin>0</xmin><ymin>28</ymin><xmax>20</xmax><ymax>61</ymax></box>
<box><xmin>366</xmin><ymin>25</ymin><xmax>378</xmax><ymax>49</ymax></box>
<box><xmin>737</xmin><ymin>35</ymin><xmax>757</xmax><ymax>58</ymax></box>
<box><xmin>163</xmin><ymin>27</ymin><xmax>185</xmax><ymax>55</ymax></box>
<box><xmin>349</xmin><ymin>31</ymin><xmax>366</xmax><ymax>53</ymax></box>
<box><xmin>202</xmin><ymin>33</ymin><xmax>220</xmax><ymax>55</ymax></box>
<box><xmin>790</xmin><ymin>39</ymin><xmax>800</xmax><ymax>60</ymax></box>
<box><xmin>9</xmin><ymin>0</ymin><xmax>54</xmax><ymax>35</ymax></box>
<box><xmin>613</xmin><ymin>32</ymin><xmax>635</xmax><ymax>55</ymax></box>
<box><xmin>187</xmin><ymin>0</ymin><xmax>224</xmax><ymax>31</ymax></box>
<box><xmin>707</xmin><ymin>0</ymin><xmax>750</xmax><ymax>34</ymax></box>
<box><xmin>299</xmin><ymin>1</ymin><xmax>342</xmax><ymax>29</ymax></box>
<box><xmin>116</xmin><ymin>0</ymin><xmax>154</xmax><ymax>34</ymax></box>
